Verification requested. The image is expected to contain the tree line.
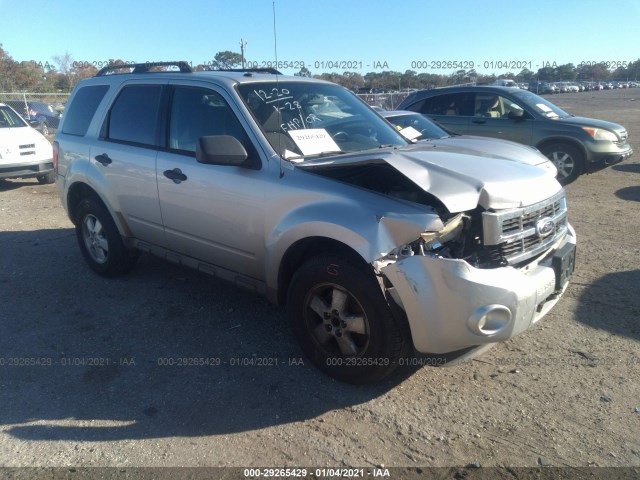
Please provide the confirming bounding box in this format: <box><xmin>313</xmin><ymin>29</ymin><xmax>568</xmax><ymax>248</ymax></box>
<box><xmin>309</xmin><ymin>61</ymin><xmax>640</xmax><ymax>91</ymax></box>
<box><xmin>1</xmin><ymin>45</ymin><xmax>638</xmax><ymax>93</ymax></box>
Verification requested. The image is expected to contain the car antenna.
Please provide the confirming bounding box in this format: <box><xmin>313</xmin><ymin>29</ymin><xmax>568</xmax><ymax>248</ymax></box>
<box><xmin>273</xmin><ymin>0</ymin><xmax>285</xmax><ymax>178</ymax></box>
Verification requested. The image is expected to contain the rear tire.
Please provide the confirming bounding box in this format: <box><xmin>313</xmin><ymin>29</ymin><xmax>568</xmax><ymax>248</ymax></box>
<box><xmin>75</xmin><ymin>196</ymin><xmax>138</xmax><ymax>277</ymax></box>
<box><xmin>541</xmin><ymin>142</ymin><xmax>584</xmax><ymax>185</ymax></box>
<box><xmin>37</xmin><ymin>117</ymin><xmax>49</xmax><ymax>136</ymax></box>
<box><xmin>287</xmin><ymin>255</ymin><xmax>405</xmax><ymax>384</ymax></box>
<box><xmin>36</xmin><ymin>172</ymin><xmax>55</xmax><ymax>184</ymax></box>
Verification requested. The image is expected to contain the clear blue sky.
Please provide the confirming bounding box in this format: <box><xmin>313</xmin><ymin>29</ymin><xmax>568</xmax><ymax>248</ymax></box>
<box><xmin>2</xmin><ymin>0</ymin><xmax>639</xmax><ymax>75</ymax></box>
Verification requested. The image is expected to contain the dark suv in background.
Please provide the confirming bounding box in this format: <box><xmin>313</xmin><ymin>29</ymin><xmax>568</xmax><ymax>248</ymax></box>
<box><xmin>23</xmin><ymin>101</ymin><xmax>62</xmax><ymax>135</ymax></box>
<box><xmin>397</xmin><ymin>86</ymin><xmax>633</xmax><ymax>184</ymax></box>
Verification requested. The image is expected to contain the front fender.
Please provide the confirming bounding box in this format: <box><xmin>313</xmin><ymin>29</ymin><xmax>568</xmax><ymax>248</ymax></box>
<box><xmin>264</xmin><ymin>200</ymin><xmax>441</xmax><ymax>292</ymax></box>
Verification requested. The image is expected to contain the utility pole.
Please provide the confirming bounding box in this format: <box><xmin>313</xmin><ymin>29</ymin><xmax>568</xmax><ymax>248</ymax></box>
<box><xmin>240</xmin><ymin>38</ymin><xmax>247</xmax><ymax>68</ymax></box>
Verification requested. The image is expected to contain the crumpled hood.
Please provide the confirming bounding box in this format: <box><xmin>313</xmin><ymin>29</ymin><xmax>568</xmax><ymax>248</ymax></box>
<box><xmin>300</xmin><ymin>144</ymin><xmax>563</xmax><ymax>213</ymax></box>
<box><xmin>385</xmin><ymin>145</ymin><xmax>562</xmax><ymax>212</ymax></box>
<box><xmin>428</xmin><ymin>135</ymin><xmax>548</xmax><ymax>165</ymax></box>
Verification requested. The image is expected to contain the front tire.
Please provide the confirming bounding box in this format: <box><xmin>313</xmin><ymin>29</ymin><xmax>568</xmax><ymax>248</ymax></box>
<box><xmin>75</xmin><ymin>196</ymin><xmax>138</xmax><ymax>277</ymax></box>
<box><xmin>541</xmin><ymin>142</ymin><xmax>584</xmax><ymax>185</ymax></box>
<box><xmin>287</xmin><ymin>256</ymin><xmax>405</xmax><ymax>384</ymax></box>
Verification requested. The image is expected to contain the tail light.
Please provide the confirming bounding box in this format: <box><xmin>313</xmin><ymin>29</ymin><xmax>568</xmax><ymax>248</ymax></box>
<box><xmin>53</xmin><ymin>141</ymin><xmax>59</xmax><ymax>174</ymax></box>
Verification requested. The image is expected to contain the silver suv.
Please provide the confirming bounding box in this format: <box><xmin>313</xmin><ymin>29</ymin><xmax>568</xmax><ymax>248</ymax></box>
<box><xmin>54</xmin><ymin>62</ymin><xmax>576</xmax><ymax>384</ymax></box>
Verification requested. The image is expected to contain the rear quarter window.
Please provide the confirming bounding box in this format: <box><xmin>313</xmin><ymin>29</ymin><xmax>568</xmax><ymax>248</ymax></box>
<box><xmin>62</xmin><ymin>85</ymin><xmax>110</xmax><ymax>136</ymax></box>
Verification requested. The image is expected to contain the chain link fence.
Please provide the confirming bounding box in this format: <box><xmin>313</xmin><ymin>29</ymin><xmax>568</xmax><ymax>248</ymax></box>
<box><xmin>0</xmin><ymin>92</ymin><xmax>69</xmax><ymax>135</ymax></box>
<box><xmin>356</xmin><ymin>92</ymin><xmax>410</xmax><ymax>110</ymax></box>
<box><xmin>2</xmin><ymin>91</ymin><xmax>407</xmax><ymax>136</ymax></box>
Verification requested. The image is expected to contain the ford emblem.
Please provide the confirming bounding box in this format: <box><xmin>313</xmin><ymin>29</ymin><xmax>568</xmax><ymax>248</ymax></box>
<box><xmin>536</xmin><ymin>217</ymin><xmax>555</xmax><ymax>237</ymax></box>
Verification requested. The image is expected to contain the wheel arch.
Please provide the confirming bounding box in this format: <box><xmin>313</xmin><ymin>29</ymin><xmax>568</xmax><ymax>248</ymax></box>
<box><xmin>536</xmin><ymin>137</ymin><xmax>587</xmax><ymax>160</ymax></box>
<box><xmin>276</xmin><ymin>236</ymin><xmax>371</xmax><ymax>306</ymax></box>
<box><xmin>66</xmin><ymin>181</ymin><xmax>131</xmax><ymax>237</ymax></box>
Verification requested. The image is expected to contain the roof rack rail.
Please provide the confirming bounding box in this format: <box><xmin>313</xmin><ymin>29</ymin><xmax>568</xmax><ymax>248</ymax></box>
<box><xmin>216</xmin><ymin>67</ymin><xmax>282</xmax><ymax>75</ymax></box>
<box><xmin>96</xmin><ymin>61</ymin><xmax>193</xmax><ymax>76</ymax></box>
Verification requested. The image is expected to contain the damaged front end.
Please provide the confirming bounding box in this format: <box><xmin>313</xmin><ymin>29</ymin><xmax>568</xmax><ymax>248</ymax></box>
<box><xmin>299</xmin><ymin>148</ymin><xmax>575</xmax><ymax>357</ymax></box>
<box><xmin>373</xmin><ymin>190</ymin><xmax>575</xmax><ymax>356</ymax></box>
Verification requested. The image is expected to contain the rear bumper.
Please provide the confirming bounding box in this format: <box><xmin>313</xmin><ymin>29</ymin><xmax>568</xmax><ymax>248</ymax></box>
<box><xmin>382</xmin><ymin>225</ymin><xmax>576</xmax><ymax>355</ymax></box>
<box><xmin>0</xmin><ymin>160</ymin><xmax>54</xmax><ymax>179</ymax></box>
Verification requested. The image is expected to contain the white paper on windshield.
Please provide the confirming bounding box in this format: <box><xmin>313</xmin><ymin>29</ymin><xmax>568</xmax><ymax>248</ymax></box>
<box><xmin>399</xmin><ymin>126</ymin><xmax>422</xmax><ymax>140</ymax></box>
<box><xmin>284</xmin><ymin>149</ymin><xmax>304</xmax><ymax>162</ymax></box>
<box><xmin>287</xmin><ymin>129</ymin><xmax>341</xmax><ymax>155</ymax></box>
<box><xmin>536</xmin><ymin>103</ymin><xmax>552</xmax><ymax>112</ymax></box>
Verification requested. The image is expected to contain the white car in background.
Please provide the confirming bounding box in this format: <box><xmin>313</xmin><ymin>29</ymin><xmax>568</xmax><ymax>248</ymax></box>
<box><xmin>0</xmin><ymin>103</ymin><xmax>55</xmax><ymax>184</ymax></box>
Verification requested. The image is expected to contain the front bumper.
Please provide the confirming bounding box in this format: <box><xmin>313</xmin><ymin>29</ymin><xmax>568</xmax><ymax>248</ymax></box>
<box><xmin>0</xmin><ymin>160</ymin><xmax>54</xmax><ymax>179</ymax></box>
<box><xmin>585</xmin><ymin>140</ymin><xmax>633</xmax><ymax>172</ymax></box>
<box><xmin>381</xmin><ymin>224</ymin><xmax>576</xmax><ymax>354</ymax></box>
<box><xmin>585</xmin><ymin>144</ymin><xmax>633</xmax><ymax>172</ymax></box>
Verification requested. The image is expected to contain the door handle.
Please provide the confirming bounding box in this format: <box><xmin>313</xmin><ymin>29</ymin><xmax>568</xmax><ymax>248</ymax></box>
<box><xmin>472</xmin><ymin>119</ymin><xmax>486</xmax><ymax>124</ymax></box>
<box><xmin>163</xmin><ymin>168</ymin><xmax>188</xmax><ymax>184</ymax></box>
<box><xmin>94</xmin><ymin>153</ymin><xmax>112</xmax><ymax>166</ymax></box>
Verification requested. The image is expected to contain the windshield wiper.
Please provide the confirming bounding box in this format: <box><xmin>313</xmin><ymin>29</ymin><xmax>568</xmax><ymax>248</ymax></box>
<box><xmin>303</xmin><ymin>150</ymin><xmax>350</xmax><ymax>159</ymax></box>
<box><xmin>318</xmin><ymin>150</ymin><xmax>348</xmax><ymax>157</ymax></box>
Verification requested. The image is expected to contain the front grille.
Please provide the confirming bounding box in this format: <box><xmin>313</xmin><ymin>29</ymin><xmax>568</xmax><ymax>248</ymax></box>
<box><xmin>482</xmin><ymin>190</ymin><xmax>568</xmax><ymax>265</ymax></box>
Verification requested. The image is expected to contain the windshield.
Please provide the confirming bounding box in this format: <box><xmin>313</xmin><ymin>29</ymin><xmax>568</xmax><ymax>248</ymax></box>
<box><xmin>0</xmin><ymin>106</ymin><xmax>28</xmax><ymax>128</ymax></box>
<box><xmin>511</xmin><ymin>89</ymin><xmax>570</xmax><ymax>119</ymax></box>
<box><xmin>236</xmin><ymin>81</ymin><xmax>407</xmax><ymax>159</ymax></box>
<box><xmin>383</xmin><ymin>112</ymin><xmax>449</xmax><ymax>141</ymax></box>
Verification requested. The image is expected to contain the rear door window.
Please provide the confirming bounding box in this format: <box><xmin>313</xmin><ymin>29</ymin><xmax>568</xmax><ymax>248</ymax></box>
<box><xmin>106</xmin><ymin>85</ymin><xmax>162</xmax><ymax>146</ymax></box>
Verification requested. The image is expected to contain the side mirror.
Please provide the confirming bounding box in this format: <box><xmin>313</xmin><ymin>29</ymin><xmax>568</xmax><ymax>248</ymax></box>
<box><xmin>28</xmin><ymin>120</ymin><xmax>40</xmax><ymax>128</ymax></box>
<box><xmin>196</xmin><ymin>135</ymin><xmax>248</xmax><ymax>166</ymax></box>
<box><xmin>508</xmin><ymin>109</ymin><xmax>524</xmax><ymax>120</ymax></box>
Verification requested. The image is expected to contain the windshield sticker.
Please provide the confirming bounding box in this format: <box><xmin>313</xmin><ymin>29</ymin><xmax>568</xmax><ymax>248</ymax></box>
<box><xmin>398</xmin><ymin>126</ymin><xmax>422</xmax><ymax>140</ymax></box>
<box><xmin>536</xmin><ymin>103</ymin><xmax>552</xmax><ymax>112</ymax></box>
<box><xmin>284</xmin><ymin>149</ymin><xmax>304</xmax><ymax>162</ymax></box>
<box><xmin>288</xmin><ymin>128</ymin><xmax>341</xmax><ymax>155</ymax></box>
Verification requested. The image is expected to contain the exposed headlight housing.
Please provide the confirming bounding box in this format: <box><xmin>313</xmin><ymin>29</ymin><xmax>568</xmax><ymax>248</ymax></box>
<box><xmin>421</xmin><ymin>213</ymin><xmax>465</xmax><ymax>250</ymax></box>
<box><xmin>582</xmin><ymin>127</ymin><xmax>618</xmax><ymax>142</ymax></box>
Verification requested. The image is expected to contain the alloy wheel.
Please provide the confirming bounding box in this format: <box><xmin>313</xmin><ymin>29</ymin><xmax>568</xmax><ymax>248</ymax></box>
<box><xmin>82</xmin><ymin>214</ymin><xmax>109</xmax><ymax>264</ymax></box>
<box><xmin>549</xmin><ymin>150</ymin><xmax>575</xmax><ymax>181</ymax></box>
<box><xmin>304</xmin><ymin>283</ymin><xmax>370</xmax><ymax>357</ymax></box>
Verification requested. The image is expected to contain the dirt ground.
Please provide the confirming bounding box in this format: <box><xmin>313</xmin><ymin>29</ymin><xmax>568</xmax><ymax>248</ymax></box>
<box><xmin>0</xmin><ymin>89</ymin><xmax>639</xmax><ymax>474</ymax></box>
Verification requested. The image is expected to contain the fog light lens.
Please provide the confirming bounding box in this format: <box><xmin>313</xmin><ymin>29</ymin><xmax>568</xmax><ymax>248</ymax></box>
<box><xmin>468</xmin><ymin>305</ymin><xmax>512</xmax><ymax>336</ymax></box>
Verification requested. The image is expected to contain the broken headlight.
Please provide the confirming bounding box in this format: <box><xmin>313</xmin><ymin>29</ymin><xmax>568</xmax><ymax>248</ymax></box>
<box><xmin>386</xmin><ymin>213</ymin><xmax>470</xmax><ymax>260</ymax></box>
<box><xmin>421</xmin><ymin>213</ymin><xmax>466</xmax><ymax>251</ymax></box>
